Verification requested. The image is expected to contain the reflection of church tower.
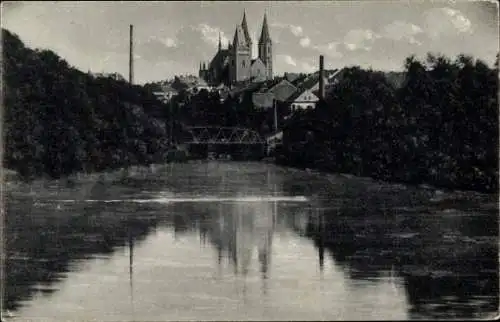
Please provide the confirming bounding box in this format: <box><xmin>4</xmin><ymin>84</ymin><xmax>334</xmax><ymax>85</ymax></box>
<box><xmin>318</xmin><ymin>208</ymin><xmax>325</xmax><ymax>272</ymax></box>
<box><xmin>128</xmin><ymin>228</ymin><xmax>135</xmax><ymax>320</ymax></box>
<box><xmin>258</xmin><ymin>228</ymin><xmax>272</xmax><ymax>279</ymax></box>
<box><xmin>239</xmin><ymin>215</ymin><xmax>253</xmax><ymax>277</ymax></box>
<box><xmin>258</xmin><ymin>168</ymin><xmax>276</xmax><ymax>279</ymax></box>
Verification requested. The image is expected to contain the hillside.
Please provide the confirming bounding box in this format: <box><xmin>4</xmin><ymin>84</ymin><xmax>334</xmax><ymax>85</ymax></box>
<box><xmin>2</xmin><ymin>28</ymin><xmax>173</xmax><ymax>179</ymax></box>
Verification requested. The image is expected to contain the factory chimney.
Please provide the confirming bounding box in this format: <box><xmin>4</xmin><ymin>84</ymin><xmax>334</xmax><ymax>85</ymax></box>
<box><xmin>318</xmin><ymin>55</ymin><xmax>324</xmax><ymax>100</ymax></box>
<box><xmin>129</xmin><ymin>24</ymin><xmax>134</xmax><ymax>84</ymax></box>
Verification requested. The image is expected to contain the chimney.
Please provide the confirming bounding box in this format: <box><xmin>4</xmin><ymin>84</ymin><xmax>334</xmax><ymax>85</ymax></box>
<box><xmin>318</xmin><ymin>55</ymin><xmax>324</xmax><ymax>100</ymax></box>
<box><xmin>129</xmin><ymin>24</ymin><xmax>134</xmax><ymax>84</ymax></box>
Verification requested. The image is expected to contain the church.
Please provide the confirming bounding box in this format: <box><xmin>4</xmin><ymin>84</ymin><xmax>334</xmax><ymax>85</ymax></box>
<box><xmin>198</xmin><ymin>11</ymin><xmax>273</xmax><ymax>86</ymax></box>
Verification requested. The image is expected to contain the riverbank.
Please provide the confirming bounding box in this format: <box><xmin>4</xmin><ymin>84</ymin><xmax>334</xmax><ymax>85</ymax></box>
<box><xmin>274</xmin><ymin>162</ymin><xmax>499</xmax><ymax>197</ymax></box>
<box><xmin>4</xmin><ymin>157</ymin><xmax>498</xmax><ymax>199</ymax></box>
<box><xmin>2</xmin><ymin>148</ymin><xmax>189</xmax><ymax>184</ymax></box>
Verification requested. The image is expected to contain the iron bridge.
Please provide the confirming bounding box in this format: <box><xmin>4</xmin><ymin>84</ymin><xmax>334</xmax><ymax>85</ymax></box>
<box><xmin>183</xmin><ymin>126</ymin><xmax>266</xmax><ymax>145</ymax></box>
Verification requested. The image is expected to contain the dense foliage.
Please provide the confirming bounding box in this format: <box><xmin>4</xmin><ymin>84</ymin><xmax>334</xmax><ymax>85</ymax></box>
<box><xmin>2</xmin><ymin>29</ymin><xmax>174</xmax><ymax>179</ymax></box>
<box><xmin>277</xmin><ymin>54</ymin><xmax>499</xmax><ymax>193</ymax></box>
<box><xmin>169</xmin><ymin>87</ymin><xmax>288</xmax><ymax>135</ymax></box>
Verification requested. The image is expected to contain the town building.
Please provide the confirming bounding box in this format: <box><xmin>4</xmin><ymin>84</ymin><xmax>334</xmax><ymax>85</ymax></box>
<box><xmin>153</xmin><ymin>85</ymin><xmax>178</xmax><ymax>103</ymax></box>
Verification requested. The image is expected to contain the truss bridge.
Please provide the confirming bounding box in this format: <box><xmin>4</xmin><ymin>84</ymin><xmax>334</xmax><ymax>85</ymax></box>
<box><xmin>182</xmin><ymin>127</ymin><xmax>265</xmax><ymax>145</ymax></box>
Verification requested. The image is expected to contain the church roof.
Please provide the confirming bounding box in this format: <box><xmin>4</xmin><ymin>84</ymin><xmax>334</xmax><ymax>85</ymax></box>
<box><xmin>294</xmin><ymin>69</ymin><xmax>340</xmax><ymax>91</ymax></box>
<box><xmin>267</xmin><ymin>79</ymin><xmax>297</xmax><ymax>101</ymax></box>
<box><xmin>233</xmin><ymin>25</ymin><xmax>248</xmax><ymax>47</ymax></box>
<box><xmin>259</xmin><ymin>13</ymin><xmax>271</xmax><ymax>43</ymax></box>
<box><xmin>298</xmin><ymin>74</ymin><xmax>321</xmax><ymax>91</ymax></box>
<box><xmin>209</xmin><ymin>49</ymin><xmax>230</xmax><ymax>70</ymax></box>
<box><xmin>250</xmin><ymin>57</ymin><xmax>265</xmax><ymax>66</ymax></box>
<box><xmin>286</xmin><ymin>88</ymin><xmax>317</xmax><ymax>103</ymax></box>
<box><xmin>241</xmin><ymin>11</ymin><xmax>252</xmax><ymax>45</ymax></box>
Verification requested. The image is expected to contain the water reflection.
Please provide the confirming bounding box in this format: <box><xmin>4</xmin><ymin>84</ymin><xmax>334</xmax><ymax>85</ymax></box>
<box><xmin>4</xmin><ymin>163</ymin><xmax>499</xmax><ymax>320</ymax></box>
<box><xmin>4</xmin><ymin>178</ymin><xmax>159</xmax><ymax>312</ymax></box>
<box><xmin>167</xmin><ymin>196</ymin><xmax>278</xmax><ymax>293</ymax></box>
<box><xmin>288</xmin><ymin>177</ymin><xmax>499</xmax><ymax>320</ymax></box>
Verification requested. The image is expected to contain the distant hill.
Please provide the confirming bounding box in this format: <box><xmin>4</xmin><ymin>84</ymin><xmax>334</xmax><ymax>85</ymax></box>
<box><xmin>2</xmin><ymin>28</ymin><xmax>173</xmax><ymax>179</ymax></box>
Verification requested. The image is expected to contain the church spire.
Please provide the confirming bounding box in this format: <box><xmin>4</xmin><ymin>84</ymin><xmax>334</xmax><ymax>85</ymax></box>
<box><xmin>233</xmin><ymin>25</ymin><xmax>239</xmax><ymax>45</ymax></box>
<box><xmin>259</xmin><ymin>12</ymin><xmax>270</xmax><ymax>43</ymax></box>
<box><xmin>233</xmin><ymin>24</ymin><xmax>244</xmax><ymax>47</ymax></box>
<box><xmin>218</xmin><ymin>32</ymin><xmax>222</xmax><ymax>51</ymax></box>
<box><xmin>241</xmin><ymin>10</ymin><xmax>252</xmax><ymax>46</ymax></box>
<box><xmin>258</xmin><ymin>12</ymin><xmax>273</xmax><ymax>80</ymax></box>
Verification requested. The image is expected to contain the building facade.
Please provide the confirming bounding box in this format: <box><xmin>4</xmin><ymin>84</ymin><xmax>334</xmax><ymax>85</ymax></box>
<box><xmin>198</xmin><ymin>11</ymin><xmax>273</xmax><ymax>86</ymax></box>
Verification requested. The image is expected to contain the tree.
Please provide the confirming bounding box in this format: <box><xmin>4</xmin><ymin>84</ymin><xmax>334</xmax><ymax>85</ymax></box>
<box><xmin>2</xmin><ymin>28</ymin><xmax>174</xmax><ymax>179</ymax></box>
<box><xmin>275</xmin><ymin>52</ymin><xmax>498</xmax><ymax>193</ymax></box>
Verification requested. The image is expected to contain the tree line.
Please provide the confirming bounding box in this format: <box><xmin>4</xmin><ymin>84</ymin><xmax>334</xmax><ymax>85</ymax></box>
<box><xmin>2</xmin><ymin>28</ymin><xmax>175</xmax><ymax>180</ymax></box>
<box><xmin>276</xmin><ymin>53</ymin><xmax>499</xmax><ymax>193</ymax></box>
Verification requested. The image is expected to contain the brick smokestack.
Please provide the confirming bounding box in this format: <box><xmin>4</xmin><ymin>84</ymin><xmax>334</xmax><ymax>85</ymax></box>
<box><xmin>129</xmin><ymin>24</ymin><xmax>134</xmax><ymax>84</ymax></box>
<box><xmin>319</xmin><ymin>55</ymin><xmax>324</xmax><ymax>100</ymax></box>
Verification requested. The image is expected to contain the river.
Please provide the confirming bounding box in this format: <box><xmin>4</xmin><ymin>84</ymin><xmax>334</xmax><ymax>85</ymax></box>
<box><xmin>3</xmin><ymin>162</ymin><xmax>498</xmax><ymax>320</ymax></box>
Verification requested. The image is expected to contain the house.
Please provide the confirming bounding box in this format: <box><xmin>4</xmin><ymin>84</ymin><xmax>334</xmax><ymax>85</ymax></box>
<box><xmin>285</xmin><ymin>71</ymin><xmax>328</xmax><ymax>111</ymax></box>
<box><xmin>267</xmin><ymin>79</ymin><xmax>297</xmax><ymax>102</ymax></box>
<box><xmin>153</xmin><ymin>85</ymin><xmax>178</xmax><ymax>103</ymax></box>
<box><xmin>295</xmin><ymin>69</ymin><xmax>340</xmax><ymax>92</ymax></box>
<box><xmin>251</xmin><ymin>78</ymin><xmax>297</xmax><ymax>109</ymax></box>
<box><xmin>285</xmin><ymin>69</ymin><xmax>344</xmax><ymax>112</ymax></box>
<box><xmin>187</xmin><ymin>78</ymin><xmax>211</xmax><ymax>94</ymax></box>
<box><xmin>229</xmin><ymin>81</ymin><xmax>265</xmax><ymax>103</ymax></box>
<box><xmin>287</xmin><ymin>88</ymin><xmax>319</xmax><ymax>111</ymax></box>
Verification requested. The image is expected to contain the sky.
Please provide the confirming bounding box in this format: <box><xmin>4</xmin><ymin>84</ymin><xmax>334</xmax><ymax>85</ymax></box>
<box><xmin>2</xmin><ymin>1</ymin><xmax>499</xmax><ymax>84</ymax></box>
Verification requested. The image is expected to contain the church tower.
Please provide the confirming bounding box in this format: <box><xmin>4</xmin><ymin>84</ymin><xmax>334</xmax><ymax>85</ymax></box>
<box><xmin>230</xmin><ymin>16</ymin><xmax>252</xmax><ymax>83</ymax></box>
<box><xmin>258</xmin><ymin>13</ymin><xmax>273</xmax><ymax>80</ymax></box>
<box><xmin>241</xmin><ymin>10</ymin><xmax>253</xmax><ymax>58</ymax></box>
<box><xmin>202</xmin><ymin>10</ymin><xmax>274</xmax><ymax>86</ymax></box>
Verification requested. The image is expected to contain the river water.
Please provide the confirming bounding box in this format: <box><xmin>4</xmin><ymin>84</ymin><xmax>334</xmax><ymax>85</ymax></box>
<box><xmin>3</xmin><ymin>162</ymin><xmax>499</xmax><ymax>320</ymax></box>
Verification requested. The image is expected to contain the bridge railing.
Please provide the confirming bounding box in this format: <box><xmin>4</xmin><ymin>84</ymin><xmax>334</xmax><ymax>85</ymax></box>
<box><xmin>183</xmin><ymin>126</ymin><xmax>266</xmax><ymax>145</ymax></box>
